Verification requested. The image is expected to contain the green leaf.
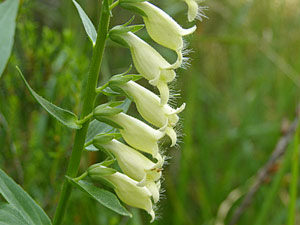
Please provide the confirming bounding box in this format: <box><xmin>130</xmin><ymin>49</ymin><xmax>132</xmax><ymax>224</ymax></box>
<box><xmin>72</xmin><ymin>0</ymin><xmax>97</xmax><ymax>46</ymax></box>
<box><xmin>0</xmin><ymin>203</ymin><xmax>30</xmax><ymax>225</ymax></box>
<box><xmin>0</xmin><ymin>0</ymin><xmax>19</xmax><ymax>77</ymax></box>
<box><xmin>16</xmin><ymin>67</ymin><xmax>81</xmax><ymax>129</ymax></box>
<box><xmin>67</xmin><ymin>178</ymin><xmax>132</xmax><ymax>217</ymax></box>
<box><xmin>0</xmin><ymin>168</ymin><xmax>52</xmax><ymax>225</ymax></box>
<box><xmin>85</xmin><ymin>99</ymin><xmax>131</xmax><ymax>151</ymax></box>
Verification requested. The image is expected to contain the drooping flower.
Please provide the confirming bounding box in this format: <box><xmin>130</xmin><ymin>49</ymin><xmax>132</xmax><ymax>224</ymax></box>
<box><xmin>116</xmin><ymin>80</ymin><xmax>185</xmax><ymax>146</ymax></box>
<box><xmin>88</xmin><ymin>166</ymin><xmax>155</xmax><ymax>222</ymax></box>
<box><xmin>118</xmin><ymin>32</ymin><xmax>175</xmax><ymax>105</ymax></box>
<box><xmin>93</xmin><ymin>139</ymin><xmax>163</xmax><ymax>202</ymax></box>
<box><xmin>120</xmin><ymin>1</ymin><xmax>196</xmax><ymax>68</ymax></box>
<box><xmin>183</xmin><ymin>0</ymin><xmax>208</xmax><ymax>22</ymax></box>
<box><xmin>96</xmin><ymin>112</ymin><xmax>165</xmax><ymax>158</ymax></box>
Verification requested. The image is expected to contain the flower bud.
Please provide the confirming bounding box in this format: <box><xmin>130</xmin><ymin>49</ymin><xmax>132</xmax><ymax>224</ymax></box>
<box><xmin>100</xmin><ymin>112</ymin><xmax>165</xmax><ymax>158</ymax></box>
<box><xmin>95</xmin><ymin>139</ymin><xmax>163</xmax><ymax>202</ymax></box>
<box><xmin>116</xmin><ymin>81</ymin><xmax>185</xmax><ymax>146</ymax></box>
<box><xmin>117</xmin><ymin>32</ymin><xmax>175</xmax><ymax>104</ymax></box>
<box><xmin>90</xmin><ymin>167</ymin><xmax>155</xmax><ymax>222</ymax></box>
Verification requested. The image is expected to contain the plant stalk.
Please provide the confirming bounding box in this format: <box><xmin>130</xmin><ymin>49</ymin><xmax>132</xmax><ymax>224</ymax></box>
<box><xmin>53</xmin><ymin>1</ymin><xmax>110</xmax><ymax>224</ymax></box>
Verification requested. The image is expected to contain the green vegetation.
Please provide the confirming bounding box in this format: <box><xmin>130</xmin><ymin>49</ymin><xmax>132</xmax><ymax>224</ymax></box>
<box><xmin>0</xmin><ymin>0</ymin><xmax>299</xmax><ymax>224</ymax></box>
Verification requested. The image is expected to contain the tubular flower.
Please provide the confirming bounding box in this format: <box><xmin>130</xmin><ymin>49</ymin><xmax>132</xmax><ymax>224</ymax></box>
<box><xmin>120</xmin><ymin>32</ymin><xmax>175</xmax><ymax>105</ymax></box>
<box><xmin>183</xmin><ymin>0</ymin><xmax>208</xmax><ymax>22</ymax></box>
<box><xmin>89</xmin><ymin>166</ymin><xmax>155</xmax><ymax>222</ymax></box>
<box><xmin>93</xmin><ymin>139</ymin><xmax>163</xmax><ymax>202</ymax></box>
<box><xmin>116</xmin><ymin>80</ymin><xmax>185</xmax><ymax>146</ymax></box>
<box><xmin>100</xmin><ymin>112</ymin><xmax>165</xmax><ymax>158</ymax></box>
<box><xmin>121</xmin><ymin>1</ymin><xmax>196</xmax><ymax>68</ymax></box>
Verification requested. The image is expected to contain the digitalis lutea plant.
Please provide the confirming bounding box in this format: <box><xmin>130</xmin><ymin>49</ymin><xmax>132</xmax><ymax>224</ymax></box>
<box><xmin>76</xmin><ymin>0</ymin><xmax>207</xmax><ymax>222</ymax></box>
<box><xmin>14</xmin><ymin>0</ymin><xmax>207</xmax><ymax>223</ymax></box>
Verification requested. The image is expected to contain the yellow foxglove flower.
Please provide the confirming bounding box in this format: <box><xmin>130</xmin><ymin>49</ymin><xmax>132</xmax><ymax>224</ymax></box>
<box><xmin>121</xmin><ymin>1</ymin><xmax>196</xmax><ymax>68</ymax></box>
<box><xmin>120</xmin><ymin>32</ymin><xmax>175</xmax><ymax>105</ymax></box>
<box><xmin>117</xmin><ymin>80</ymin><xmax>185</xmax><ymax>146</ymax></box>
<box><xmin>89</xmin><ymin>166</ymin><xmax>155</xmax><ymax>222</ymax></box>
<box><xmin>95</xmin><ymin>139</ymin><xmax>163</xmax><ymax>202</ymax></box>
<box><xmin>102</xmin><ymin>112</ymin><xmax>165</xmax><ymax>158</ymax></box>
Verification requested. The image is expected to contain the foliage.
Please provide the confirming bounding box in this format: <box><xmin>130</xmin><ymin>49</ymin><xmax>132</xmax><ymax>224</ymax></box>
<box><xmin>0</xmin><ymin>0</ymin><xmax>300</xmax><ymax>224</ymax></box>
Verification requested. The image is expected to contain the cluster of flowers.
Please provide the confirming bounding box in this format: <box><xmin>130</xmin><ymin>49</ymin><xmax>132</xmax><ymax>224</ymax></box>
<box><xmin>83</xmin><ymin>0</ymin><xmax>206</xmax><ymax>222</ymax></box>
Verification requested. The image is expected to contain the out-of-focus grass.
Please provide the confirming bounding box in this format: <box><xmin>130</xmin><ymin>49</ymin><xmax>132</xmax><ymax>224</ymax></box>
<box><xmin>0</xmin><ymin>0</ymin><xmax>300</xmax><ymax>224</ymax></box>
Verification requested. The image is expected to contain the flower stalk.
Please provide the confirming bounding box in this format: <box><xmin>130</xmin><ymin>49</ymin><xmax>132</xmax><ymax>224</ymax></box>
<box><xmin>52</xmin><ymin>1</ymin><xmax>111</xmax><ymax>224</ymax></box>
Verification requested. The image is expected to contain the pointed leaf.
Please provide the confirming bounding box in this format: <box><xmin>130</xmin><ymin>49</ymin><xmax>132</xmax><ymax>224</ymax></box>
<box><xmin>0</xmin><ymin>168</ymin><xmax>52</xmax><ymax>225</ymax></box>
<box><xmin>17</xmin><ymin>67</ymin><xmax>81</xmax><ymax>129</ymax></box>
<box><xmin>72</xmin><ymin>0</ymin><xmax>97</xmax><ymax>46</ymax></box>
<box><xmin>67</xmin><ymin>178</ymin><xmax>132</xmax><ymax>217</ymax></box>
<box><xmin>0</xmin><ymin>203</ymin><xmax>30</xmax><ymax>225</ymax></box>
<box><xmin>0</xmin><ymin>0</ymin><xmax>19</xmax><ymax>77</ymax></box>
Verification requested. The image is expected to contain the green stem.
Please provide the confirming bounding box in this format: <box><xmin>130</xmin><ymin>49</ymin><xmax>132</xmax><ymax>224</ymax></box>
<box><xmin>52</xmin><ymin>1</ymin><xmax>111</xmax><ymax>224</ymax></box>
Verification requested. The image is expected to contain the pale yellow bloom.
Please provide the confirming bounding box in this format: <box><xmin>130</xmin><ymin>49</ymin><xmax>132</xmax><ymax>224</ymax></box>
<box><xmin>102</xmin><ymin>112</ymin><xmax>165</xmax><ymax>158</ymax></box>
<box><xmin>96</xmin><ymin>139</ymin><xmax>163</xmax><ymax>202</ymax></box>
<box><xmin>118</xmin><ymin>80</ymin><xmax>185</xmax><ymax>146</ymax></box>
<box><xmin>89</xmin><ymin>166</ymin><xmax>155</xmax><ymax>222</ymax></box>
<box><xmin>122</xmin><ymin>1</ymin><xmax>196</xmax><ymax>68</ymax></box>
<box><xmin>120</xmin><ymin>32</ymin><xmax>175</xmax><ymax>105</ymax></box>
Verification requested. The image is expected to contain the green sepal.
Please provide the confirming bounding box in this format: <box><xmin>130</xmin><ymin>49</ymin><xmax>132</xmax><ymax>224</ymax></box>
<box><xmin>94</xmin><ymin>117</ymin><xmax>123</xmax><ymax>129</ymax></box>
<box><xmin>119</xmin><ymin>2</ymin><xmax>147</xmax><ymax>17</ymax></box>
<box><xmin>88</xmin><ymin>164</ymin><xmax>117</xmax><ymax>177</ymax></box>
<box><xmin>94</xmin><ymin>107</ymin><xmax>123</xmax><ymax>117</ymax></box>
<box><xmin>93</xmin><ymin>133</ymin><xmax>121</xmax><ymax>145</ymax></box>
<box><xmin>93</xmin><ymin>101</ymin><xmax>124</xmax><ymax>117</ymax></box>
<box><xmin>109</xmin><ymin>74</ymin><xmax>142</xmax><ymax>85</ymax></box>
<box><xmin>93</xmin><ymin>144</ymin><xmax>115</xmax><ymax>158</ymax></box>
<box><xmin>100</xmin><ymin>159</ymin><xmax>117</xmax><ymax>167</ymax></box>
<box><xmin>93</xmin><ymin>133</ymin><xmax>122</xmax><ymax>156</ymax></box>
<box><xmin>110</xmin><ymin>24</ymin><xmax>144</xmax><ymax>35</ymax></box>
<box><xmin>92</xmin><ymin>176</ymin><xmax>116</xmax><ymax>190</ymax></box>
<box><xmin>87</xmin><ymin>164</ymin><xmax>117</xmax><ymax>189</ymax></box>
<box><xmin>100</xmin><ymin>87</ymin><xmax>122</xmax><ymax>96</ymax></box>
<box><xmin>109</xmin><ymin>24</ymin><xmax>144</xmax><ymax>47</ymax></box>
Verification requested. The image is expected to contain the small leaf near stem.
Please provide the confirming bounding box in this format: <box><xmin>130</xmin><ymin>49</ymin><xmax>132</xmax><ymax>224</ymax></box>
<box><xmin>109</xmin><ymin>0</ymin><xmax>119</xmax><ymax>11</ymax></box>
<box><xmin>96</xmin><ymin>82</ymin><xmax>109</xmax><ymax>93</ymax></box>
<box><xmin>76</xmin><ymin>112</ymin><xmax>94</xmax><ymax>125</ymax></box>
<box><xmin>72</xmin><ymin>172</ymin><xmax>88</xmax><ymax>182</ymax></box>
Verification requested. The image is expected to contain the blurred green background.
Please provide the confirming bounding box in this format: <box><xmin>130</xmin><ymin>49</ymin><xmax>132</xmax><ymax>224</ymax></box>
<box><xmin>1</xmin><ymin>0</ymin><xmax>300</xmax><ymax>224</ymax></box>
